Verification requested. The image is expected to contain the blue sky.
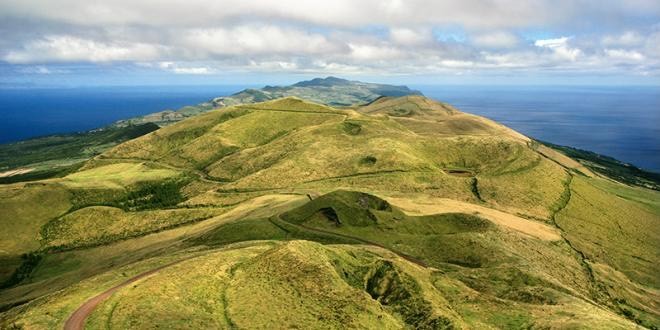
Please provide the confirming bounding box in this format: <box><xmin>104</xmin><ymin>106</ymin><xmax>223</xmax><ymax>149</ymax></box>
<box><xmin>1</xmin><ymin>0</ymin><xmax>659</xmax><ymax>87</ymax></box>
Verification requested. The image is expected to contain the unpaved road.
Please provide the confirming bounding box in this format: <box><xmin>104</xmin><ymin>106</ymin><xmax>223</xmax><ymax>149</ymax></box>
<box><xmin>386</xmin><ymin>196</ymin><xmax>562</xmax><ymax>241</ymax></box>
<box><xmin>63</xmin><ymin>259</ymin><xmax>187</xmax><ymax>330</ymax></box>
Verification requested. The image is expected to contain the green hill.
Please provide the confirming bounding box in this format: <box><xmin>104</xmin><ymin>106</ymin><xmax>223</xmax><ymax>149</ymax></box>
<box><xmin>0</xmin><ymin>123</ymin><xmax>159</xmax><ymax>184</ymax></box>
<box><xmin>0</xmin><ymin>94</ymin><xmax>658</xmax><ymax>329</ymax></box>
<box><xmin>0</xmin><ymin>78</ymin><xmax>420</xmax><ymax>184</ymax></box>
<box><xmin>113</xmin><ymin>77</ymin><xmax>422</xmax><ymax>127</ymax></box>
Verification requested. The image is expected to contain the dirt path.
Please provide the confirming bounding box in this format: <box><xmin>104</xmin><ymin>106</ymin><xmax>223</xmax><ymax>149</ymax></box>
<box><xmin>385</xmin><ymin>195</ymin><xmax>562</xmax><ymax>241</ymax></box>
<box><xmin>0</xmin><ymin>168</ymin><xmax>34</xmax><ymax>178</ymax></box>
<box><xmin>63</xmin><ymin>259</ymin><xmax>187</xmax><ymax>330</ymax></box>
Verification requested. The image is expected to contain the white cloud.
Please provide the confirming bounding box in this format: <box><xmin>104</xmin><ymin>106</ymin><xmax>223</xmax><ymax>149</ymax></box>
<box><xmin>171</xmin><ymin>67</ymin><xmax>213</xmax><ymax>75</ymax></box>
<box><xmin>347</xmin><ymin>43</ymin><xmax>406</xmax><ymax>61</ymax></box>
<box><xmin>247</xmin><ymin>60</ymin><xmax>299</xmax><ymax>71</ymax></box>
<box><xmin>0</xmin><ymin>0</ymin><xmax>569</xmax><ymax>29</ymax></box>
<box><xmin>0</xmin><ymin>1</ymin><xmax>657</xmax><ymax>77</ymax></box>
<box><xmin>3</xmin><ymin>36</ymin><xmax>162</xmax><ymax>63</ymax></box>
<box><xmin>156</xmin><ymin>61</ymin><xmax>214</xmax><ymax>74</ymax></box>
<box><xmin>534</xmin><ymin>37</ymin><xmax>569</xmax><ymax>48</ymax></box>
<box><xmin>182</xmin><ymin>26</ymin><xmax>344</xmax><ymax>57</ymax></box>
<box><xmin>535</xmin><ymin>37</ymin><xmax>582</xmax><ymax>61</ymax></box>
<box><xmin>604</xmin><ymin>49</ymin><xmax>645</xmax><ymax>61</ymax></box>
<box><xmin>439</xmin><ymin>60</ymin><xmax>474</xmax><ymax>68</ymax></box>
<box><xmin>471</xmin><ymin>31</ymin><xmax>518</xmax><ymax>48</ymax></box>
<box><xmin>389</xmin><ymin>28</ymin><xmax>433</xmax><ymax>46</ymax></box>
<box><xmin>602</xmin><ymin>31</ymin><xmax>644</xmax><ymax>47</ymax></box>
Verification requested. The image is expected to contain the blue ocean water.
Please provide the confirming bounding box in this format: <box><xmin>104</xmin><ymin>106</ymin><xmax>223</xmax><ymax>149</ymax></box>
<box><xmin>416</xmin><ymin>85</ymin><xmax>660</xmax><ymax>172</ymax></box>
<box><xmin>0</xmin><ymin>85</ymin><xmax>658</xmax><ymax>172</ymax></box>
<box><xmin>0</xmin><ymin>85</ymin><xmax>250</xmax><ymax>144</ymax></box>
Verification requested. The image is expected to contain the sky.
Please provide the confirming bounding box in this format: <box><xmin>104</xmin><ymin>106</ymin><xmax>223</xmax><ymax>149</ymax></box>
<box><xmin>1</xmin><ymin>0</ymin><xmax>659</xmax><ymax>86</ymax></box>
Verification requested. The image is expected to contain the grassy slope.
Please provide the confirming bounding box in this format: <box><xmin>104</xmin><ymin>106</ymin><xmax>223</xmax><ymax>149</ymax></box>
<box><xmin>0</xmin><ymin>184</ymin><xmax>72</xmax><ymax>257</ymax></box>
<box><xmin>0</xmin><ymin>95</ymin><xmax>657</xmax><ymax>329</ymax></box>
<box><xmin>0</xmin><ymin>78</ymin><xmax>419</xmax><ymax>183</ymax></box>
<box><xmin>540</xmin><ymin>140</ymin><xmax>660</xmax><ymax>190</ymax></box>
<box><xmin>0</xmin><ymin>161</ymin><xmax>185</xmax><ymax>285</ymax></box>
<box><xmin>42</xmin><ymin>206</ymin><xmax>225</xmax><ymax>250</ymax></box>
<box><xmin>0</xmin><ymin>124</ymin><xmax>159</xmax><ymax>183</ymax></box>
<box><xmin>0</xmin><ymin>193</ymin><xmax>307</xmax><ymax>312</ymax></box>
<box><xmin>114</xmin><ymin>76</ymin><xmax>421</xmax><ymax>127</ymax></box>
<box><xmin>556</xmin><ymin>175</ymin><xmax>660</xmax><ymax>325</ymax></box>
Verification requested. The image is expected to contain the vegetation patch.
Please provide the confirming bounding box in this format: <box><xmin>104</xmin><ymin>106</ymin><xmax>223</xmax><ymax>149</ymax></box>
<box><xmin>470</xmin><ymin>177</ymin><xmax>484</xmax><ymax>202</ymax></box>
<box><xmin>41</xmin><ymin>206</ymin><xmax>222</xmax><ymax>250</ymax></box>
<box><xmin>359</xmin><ymin>155</ymin><xmax>378</xmax><ymax>166</ymax></box>
<box><xmin>365</xmin><ymin>259</ymin><xmax>454</xmax><ymax>329</ymax></box>
<box><xmin>342</xmin><ymin>121</ymin><xmax>362</xmax><ymax>135</ymax></box>
<box><xmin>0</xmin><ymin>253</ymin><xmax>42</xmax><ymax>289</ymax></box>
<box><xmin>282</xmin><ymin>190</ymin><xmax>394</xmax><ymax>227</ymax></box>
<box><xmin>388</xmin><ymin>107</ymin><xmax>414</xmax><ymax>117</ymax></box>
<box><xmin>0</xmin><ymin>162</ymin><xmax>85</xmax><ymax>184</ymax></box>
<box><xmin>0</xmin><ymin>123</ymin><xmax>159</xmax><ymax>175</ymax></box>
<box><xmin>457</xmin><ymin>267</ymin><xmax>559</xmax><ymax>305</ymax></box>
<box><xmin>117</xmin><ymin>179</ymin><xmax>186</xmax><ymax>211</ymax></box>
<box><xmin>191</xmin><ymin>218</ymin><xmax>288</xmax><ymax>247</ymax></box>
<box><xmin>281</xmin><ymin>190</ymin><xmax>497</xmax><ymax>269</ymax></box>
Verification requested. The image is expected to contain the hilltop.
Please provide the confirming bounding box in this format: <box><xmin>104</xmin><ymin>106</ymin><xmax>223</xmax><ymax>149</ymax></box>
<box><xmin>0</xmin><ymin>78</ymin><xmax>421</xmax><ymax>184</ymax></box>
<box><xmin>114</xmin><ymin>76</ymin><xmax>421</xmax><ymax>127</ymax></box>
<box><xmin>1</xmin><ymin>94</ymin><xmax>658</xmax><ymax>329</ymax></box>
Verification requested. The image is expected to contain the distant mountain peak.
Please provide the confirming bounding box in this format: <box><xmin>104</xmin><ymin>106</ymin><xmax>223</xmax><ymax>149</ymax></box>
<box><xmin>292</xmin><ymin>76</ymin><xmax>352</xmax><ymax>87</ymax></box>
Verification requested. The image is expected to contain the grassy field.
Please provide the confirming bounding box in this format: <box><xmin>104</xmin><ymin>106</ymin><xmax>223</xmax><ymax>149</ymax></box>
<box><xmin>540</xmin><ymin>140</ymin><xmax>660</xmax><ymax>190</ymax></box>
<box><xmin>1</xmin><ymin>95</ymin><xmax>657</xmax><ymax>329</ymax></box>
<box><xmin>0</xmin><ymin>124</ymin><xmax>159</xmax><ymax>184</ymax></box>
<box><xmin>556</xmin><ymin>175</ymin><xmax>660</xmax><ymax>326</ymax></box>
<box><xmin>0</xmin><ymin>183</ymin><xmax>72</xmax><ymax>257</ymax></box>
<box><xmin>1</xmin><ymin>238</ymin><xmax>639</xmax><ymax>329</ymax></box>
<box><xmin>61</xmin><ymin>162</ymin><xmax>180</xmax><ymax>189</ymax></box>
<box><xmin>42</xmin><ymin>206</ymin><xmax>225</xmax><ymax>250</ymax></box>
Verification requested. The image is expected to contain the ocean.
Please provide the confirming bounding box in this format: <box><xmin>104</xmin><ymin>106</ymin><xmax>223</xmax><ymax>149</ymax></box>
<box><xmin>416</xmin><ymin>85</ymin><xmax>660</xmax><ymax>172</ymax></box>
<box><xmin>0</xmin><ymin>85</ymin><xmax>251</xmax><ymax>143</ymax></box>
<box><xmin>0</xmin><ymin>85</ymin><xmax>658</xmax><ymax>172</ymax></box>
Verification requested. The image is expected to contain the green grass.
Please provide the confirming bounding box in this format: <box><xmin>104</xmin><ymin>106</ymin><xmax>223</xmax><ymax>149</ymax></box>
<box><xmin>0</xmin><ymin>253</ymin><xmax>42</xmax><ymax>289</ymax></box>
<box><xmin>557</xmin><ymin>176</ymin><xmax>659</xmax><ymax>287</ymax></box>
<box><xmin>0</xmin><ymin>183</ymin><xmax>72</xmax><ymax>257</ymax></box>
<box><xmin>112</xmin><ymin>77</ymin><xmax>420</xmax><ymax>127</ymax></box>
<box><xmin>0</xmin><ymin>124</ymin><xmax>159</xmax><ymax>183</ymax></box>
<box><xmin>191</xmin><ymin>218</ymin><xmax>288</xmax><ymax>246</ymax></box>
<box><xmin>540</xmin><ymin>140</ymin><xmax>660</xmax><ymax>190</ymax></box>
<box><xmin>1</xmin><ymin>95</ymin><xmax>657</xmax><ymax>329</ymax></box>
<box><xmin>0</xmin><ymin>162</ymin><xmax>85</xmax><ymax>185</ymax></box>
<box><xmin>61</xmin><ymin>162</ymin><xmax>180</xmax><ymax>189</ymax></box>
<box><xmin>556</xmin><ymin>176</ymin><xmax>660</xmax><ymax>327</ymax></box>
<box><xmin>41</xmin><ymin>207</ymin><xmax>224</xmax><ymax>251</ymax></box>
<box><xmin>0</xmin><ymin>124</ymin><xmax>158</xmax><ymax>170</ymax></box>
<box><xmin>280</xmin><ymin>190</ymin><xmax>501</xmax><ymax>268</ymax></box>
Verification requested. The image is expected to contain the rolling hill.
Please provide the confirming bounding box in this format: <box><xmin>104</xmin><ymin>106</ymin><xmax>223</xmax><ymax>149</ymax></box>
<box><xmin>0</xmin><ymin>78</ymin><xmax>420</xmax><ymax>184</ymax></box>
<box><xmin>113</xmin><ymin>76</ymin><xmax>421</xmax><ymax>127</ymax></box>
<box><xmin>0</xmin><ymin>92</ymin><xmax>658</xmax><ymax>329</ymax></box>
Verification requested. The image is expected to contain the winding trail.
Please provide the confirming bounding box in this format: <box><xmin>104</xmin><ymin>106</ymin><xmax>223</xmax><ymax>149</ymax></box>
<box><xmin>270</xmin><ymin>215</ymin><xmax>428</xmax><ymax>267</ymax></box>
<box><xmin>62</xmin><ymin>213</ymin><xmax>429</xmax><ymax>330</ymax></box>
<box><xmin>63</xmin><ymin>258</ymin><xmax>189</xmax><ymax>330</ymax></box>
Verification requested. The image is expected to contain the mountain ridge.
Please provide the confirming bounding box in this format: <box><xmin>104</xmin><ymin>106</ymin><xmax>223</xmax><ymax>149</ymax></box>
<box><xmin>0</xmin><ymin>93</ymin><xmax>658</xmax><ymax>328</ymax></box>
<box><xmin>1</xmin><ymin>79</ymin><xmax>657</xmax><ymax>190</ymax></box>
<box><xmin>0</xmin><ymin>78</ymin><xmax>422</xmax><ymax>183</ymax></box>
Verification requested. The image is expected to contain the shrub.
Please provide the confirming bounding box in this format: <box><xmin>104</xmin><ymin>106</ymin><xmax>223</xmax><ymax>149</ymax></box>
<box><xmin>360</xmin><ymin>155</ymin><xmax>377</xmax><ymax>166</ymax></box>
<box><xmin>342</xmin><ymin>121</ymin><xmax>362</xmax><ymax>135</ymax></box>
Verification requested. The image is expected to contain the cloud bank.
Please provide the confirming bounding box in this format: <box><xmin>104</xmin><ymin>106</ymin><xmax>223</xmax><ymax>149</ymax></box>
<box><xmin>1</xmin><ymin>0</ymin><xmax>659</xmax><ymax>80</ymax></box>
